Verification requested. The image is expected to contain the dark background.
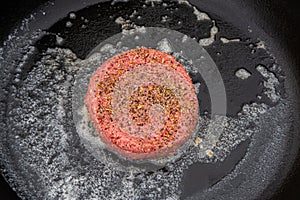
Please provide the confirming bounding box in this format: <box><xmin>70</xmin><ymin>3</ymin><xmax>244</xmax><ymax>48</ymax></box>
<box><xmin>0</xmin><ymin>0</ymin><xmax>299</xmax><ymax>199</ymax></box>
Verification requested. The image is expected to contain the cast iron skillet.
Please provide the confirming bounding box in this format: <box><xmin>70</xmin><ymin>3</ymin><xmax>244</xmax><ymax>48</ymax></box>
<box><xmin>0</xmin><ymin>0</ymin><xmax>299</xmax><ymax>199</ymax></box>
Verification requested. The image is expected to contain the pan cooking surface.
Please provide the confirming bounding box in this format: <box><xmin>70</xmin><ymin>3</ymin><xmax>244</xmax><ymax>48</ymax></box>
<box><xmin>0</xmin><ymin>0</ymin><xmax>299</xmax><ymax>199</ymax></box>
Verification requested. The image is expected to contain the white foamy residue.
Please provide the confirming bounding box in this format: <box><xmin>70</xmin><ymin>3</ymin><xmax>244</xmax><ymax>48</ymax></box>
<box><xmin>199</xmin><ymin>21</ymin><xmax>218</xmax><ymax>46</ymax></box>
<box><xmin>220</xmin><ymin>37</ymin><xmax>241</xmax><ymax>44</ymax></box>
<box><xmin>256</xmin><ymin>65</ymin><xmax>280</xmax><ymax>103</ymax></box>
<box><xmin>235</xmin><ymin>68</ymin><xmax>252</xmax><ymax>80</ymax></box>
<box><xmin>157</xmin><ymin>38</ymin><xmax>173</xmax><ymax>53</ymax></box>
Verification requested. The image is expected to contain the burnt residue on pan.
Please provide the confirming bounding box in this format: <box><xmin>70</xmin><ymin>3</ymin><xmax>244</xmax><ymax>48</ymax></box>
<box><xmin>0</xmin><ymin>0</ymin><xmax>299</xmax><ymax>199</ymax></box>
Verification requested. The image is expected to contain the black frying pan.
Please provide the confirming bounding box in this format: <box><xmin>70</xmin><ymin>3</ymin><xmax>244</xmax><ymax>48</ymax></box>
<box><xmin>0</xmin><ymin>0</ymin><xmax>299</xmax><ymax>199</ymax></box>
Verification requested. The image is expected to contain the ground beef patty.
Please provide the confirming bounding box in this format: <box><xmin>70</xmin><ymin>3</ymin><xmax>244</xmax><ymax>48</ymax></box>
<box><xmin>85</xmin><ymin>47</ymin><xmax>199</xmax><ymax>160</ymax></box>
